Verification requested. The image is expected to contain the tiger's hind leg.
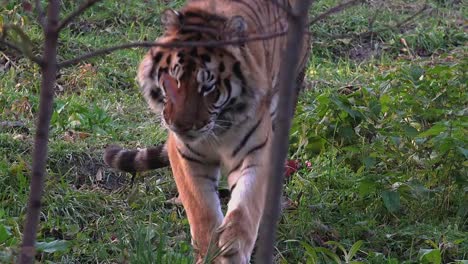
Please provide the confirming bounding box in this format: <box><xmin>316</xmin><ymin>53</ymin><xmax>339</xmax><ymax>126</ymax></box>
<box><xmin>216</xmin><ymin>117</ymin><xmax>272</xmax><ymax>264</ymax></box>
<box><xmin>166</xmin><ymin>133</ymin><xmax>224</xmax><ymax>263</ymax></box>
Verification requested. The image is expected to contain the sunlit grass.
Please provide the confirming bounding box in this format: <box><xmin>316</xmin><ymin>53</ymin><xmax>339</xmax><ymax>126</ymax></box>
<box><xmin>1</xmin><ymin>0</ymin><xmax>467</xmax><ymax>263</ymax></box>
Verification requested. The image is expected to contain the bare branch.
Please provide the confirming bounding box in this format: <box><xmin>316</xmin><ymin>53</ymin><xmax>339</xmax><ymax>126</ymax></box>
<box><xmin>35</xmin><ymin>0</ymin><xmax>46</xmax><ymax>27</ymax></box>
<box><xmin>18</xmin><ymin>0</ymin><xmax>61</xmax><ymax>263</ymax></box>
<box><xmin>393</xmin><ymin>4</ymin><xmax>429</xmax><ymax>28</ymax></box>
<box><xmin>317</xmin><ymin>4</ymin><xmax>430</xmax><ymax>40</ymax></box>
<box><xmin>309</xmin><ymin>0</ymin><xmax>364</xmax><ymax>26</ymax></box>
<box><xmin>57</xmin><ymin>30</ymin><xmax>287</xmax><ymax>68</ymax></box>
<box><xmin>57</xmin><ymin>0</ymin><xmax>102</xmax><ymax>31</ymax></box>
<box><xmin>0</xmin><ymin>39</ymin><xmax>21</xmax><ymax>53</ymax></box>
<box><xmin>255</xmin><ymin>0</ymin><xmax>313</xmax><ymax>262</ymax></box>
<box><xmin>0</xmin><ymin>39</ymin><xmax>43</xmax><ymax>66</ymax></box>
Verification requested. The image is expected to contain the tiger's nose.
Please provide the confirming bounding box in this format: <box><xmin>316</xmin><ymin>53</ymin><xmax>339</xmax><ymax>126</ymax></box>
<box><xmin>171</xmin><ymin>121</ymin><xmax>205</xmax><ymax>134</ymax></box>
<box><xmin>171</xmin><ymin>122</ymin><xmax>192</xmax><ymax>134</ymax></box>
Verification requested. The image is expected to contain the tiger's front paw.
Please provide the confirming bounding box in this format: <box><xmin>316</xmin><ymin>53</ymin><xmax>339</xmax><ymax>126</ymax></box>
<box><xmin>215</xmin><ymin>209</ymin><xmax>254</xmax><ymax>264</ymax></box>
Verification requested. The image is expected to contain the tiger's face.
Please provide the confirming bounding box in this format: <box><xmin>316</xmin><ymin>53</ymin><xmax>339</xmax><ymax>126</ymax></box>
<box><xmin>137</xmin><ymin>9</ymin><xmax>254</xmax><ymax>142</ymax></box>
<box><xmin>138</xmin><ymin>46</ymin><xmax>249</xmax><ymax>142</ymax></box>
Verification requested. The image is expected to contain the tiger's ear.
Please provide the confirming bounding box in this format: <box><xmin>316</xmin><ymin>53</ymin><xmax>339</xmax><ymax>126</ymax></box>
<box><xmin>161</xmin><ymin>9</ymin><xmax>182</xmax><ymax>31</ymax></box>
<box><xmin>224</xmin><ymin>15</ymin><xmax>247</xmax><ymax>39</ymax></box>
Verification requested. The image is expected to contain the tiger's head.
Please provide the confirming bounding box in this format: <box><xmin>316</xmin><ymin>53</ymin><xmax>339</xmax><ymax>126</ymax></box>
<box><xmin>137</xmin><ymin>9</ymin><xmax>257</xmax><ymax>142</ymax></box>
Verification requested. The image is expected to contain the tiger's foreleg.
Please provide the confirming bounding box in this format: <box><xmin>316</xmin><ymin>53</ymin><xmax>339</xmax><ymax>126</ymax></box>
<box><xmin>166</xmin><ymin>133</ymin><xmax>224</xmax><ymax>263</ymax></box>
<box><xmin>217</xmin><ymin>117</ymin><xmax>272</xmax><ymax>264</ymax></box>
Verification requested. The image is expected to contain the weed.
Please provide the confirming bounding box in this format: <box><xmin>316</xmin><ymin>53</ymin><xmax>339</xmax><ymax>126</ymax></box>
<box><xmin>1</xmin><ymin>0</ymin><xmax>467</xmax><ymax>263</ymax></box>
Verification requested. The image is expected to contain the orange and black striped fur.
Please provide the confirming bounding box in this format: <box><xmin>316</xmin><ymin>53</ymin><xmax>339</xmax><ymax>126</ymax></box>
<box><xmin>104</xmin><ymin>0</ymin><xmax>309</xmax><ymax>262</ymax></box>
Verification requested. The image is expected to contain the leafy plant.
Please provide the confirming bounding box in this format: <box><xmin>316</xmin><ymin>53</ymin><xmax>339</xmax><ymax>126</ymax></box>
<box><xmin>302</xmin><ymin>240</ymin><xmax>364</xmax><ymax>264</ymax></box>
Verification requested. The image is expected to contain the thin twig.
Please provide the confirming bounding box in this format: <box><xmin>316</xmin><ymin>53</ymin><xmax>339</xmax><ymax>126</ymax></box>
<box><xmin>0</xmin><ymin>39</ymin><xmax>43</xmax><ymax>66</ymax></box>
<box><xmin>0</xmin><ymin>39</ymin><xmax>21</xmax><ymax>52</ymax></box>
<box><xmin>57</xmin><ymin>0</ymin><xmax>102</xmax><ymax>31</ymax></box>
<box><xmin>309</xmin><ymin>0</ymin><xmax>364</xmax><ymax>26</ymax></box>
<box><xmin>57</xmin><ymin>30</ymin><xmax>287</xmax><ymax>68</ymax></box>
<box><xmin>393</xmin><ymin>4</ymin><xmax>429</xmax><ymax>28</ymax></box>
<box><xmin>255</xmin><ymin>0</ymin><xmax>313</xmax><ymax>263</ymax></box>
<box><xmin>316</xmin><ymin>4</ymin><xmax>429</xmax><ymax>40</ymax></box>
<box><xmin>35</xmin><ymin>0</ymin><xmax>46</xmax><ymax>27</ymax></box>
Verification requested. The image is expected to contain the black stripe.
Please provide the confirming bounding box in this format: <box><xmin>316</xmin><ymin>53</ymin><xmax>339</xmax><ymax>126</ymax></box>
<box><xmin>183</xmin><ymin>11</ymin><xmax>226</xmax><ymax>22</ymax></box>
<box><xmin>270</xmin><ymin>108</ymin><xmax>277</xmax><ymax>118</ymax></box>
<box><xmin>232</xmin><ymin>62</ymin><xmax>245</xmax><ymax>83</ymax></box>
<box><xmin>149</xmin><ymin>52</ymin><xmax>163</xmax><ymax>78</ymax></box>
<box><xmin>104</xmin><ymin>145</ymin><xmax>121</xmax><ymax>167</ymax></box>
<box><xmin>200</xmin><ymin>54</ymin><xmax>211</xmax><ymax>63</ymax></box>
<box><xmin>241</xmin><ymin>164</ymin><xmax>258</xmax><ymax>173</ymax></box>
<box><xmin>232</xmin><ymin>60</ymin><xmax>247</xmax><ymax>95</ymax></box>
<box><xmin>146</xmin><ymin>145</ymin><xmax>170</xmax><ymax>170</ymax></box>
<box><xmin>228</xmin><ymin>161</ymin><xmax>243</xmax><ymax>175</ymax></box>
<box><xmin>184</xmin><ymin>143</ymin><xmax>205</xmax><ymax>157</ymax></box>
<box><xmin>245</xmin><ymin>137</ymin><xmax>268</xmax><ymax>156</ymax></box>
<box><xmin>189</xmin><ymin>47</ymin><xmax>198</xmax><ymax>57</ymax></box>
<box><xmin>228</xmin><ymin>139</ymin><xmax>267</xmax><ymax>176</ymax></box>
<box><xmin>118</xmin><ymin>150</ymin><xmax>138</xmax><ymax>173</ymax></box>
<box><xmin>230</xmin><ymin>183</ymin><xmax>237</xmax><ymax>193</ymax></box>
<box><xmin>149</xmin><ymin>89</ymin><xmax>164</xmax><ymax>103</ymax></box>
<box><xmin>232</xmin><ymin>119</ymin><xmax>262</xmax><ymax>157</ymax></box>
<box><xmin>219</xmin><ymin>61</ymin><xmax>225</xmax><ymax>72</ymax></box>
<box><xmin>177</xmin><ymin>147</ymin><xmax>204</xmax><ymax>165</ymax></box>
<box><xmin>198</xmin><ymin>174</ymin><xmax>218</xmax><ymax>184</ymax></box>
<box><xmin>166</xmin><ymin>54</ymin><xmax>172</xmax><ymax>65</ymax></box>
<box><xmin>231</xmin><ymin>102</ymin><xmax>247</xmax><ymax>114</ymax></box>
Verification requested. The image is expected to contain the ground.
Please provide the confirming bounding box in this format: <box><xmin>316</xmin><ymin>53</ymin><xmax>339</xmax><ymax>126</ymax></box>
<box><xmin>0</xmin><ymin>0</ymin><xmax>467</xmax><ymax>263</ymax></box>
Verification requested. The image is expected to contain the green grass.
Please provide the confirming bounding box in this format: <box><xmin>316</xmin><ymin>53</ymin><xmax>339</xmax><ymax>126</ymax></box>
<box><xmin>1</xmin><ymin>0</ymin><xmax>467</xmax><ymax>263</ymax></box>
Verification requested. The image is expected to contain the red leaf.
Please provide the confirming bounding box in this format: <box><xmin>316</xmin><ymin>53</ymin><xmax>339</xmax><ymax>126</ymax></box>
<box><xmin>285</xmin><ymin>159</ymin><xmax>300</xmax><ymax>177</ymax></box>
<box><xmin>22</xmin><ymin>1</ymin><xmax>33</xmax><ymax>12</ymax></box>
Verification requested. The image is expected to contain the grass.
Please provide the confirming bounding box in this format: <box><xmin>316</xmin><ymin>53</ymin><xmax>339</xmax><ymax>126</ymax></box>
<box><xmin>1</xmin><ymin>0</ymin><xmax>467</xmax><ymax>263</ymax></box>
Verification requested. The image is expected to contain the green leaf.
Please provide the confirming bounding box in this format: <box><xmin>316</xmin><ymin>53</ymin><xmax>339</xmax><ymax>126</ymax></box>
<box><xmin>326</xmin><ymin>241</ymin><xmax>347</xmax><ymax>256</ymax></box>
<box><xmin>36</xmin><ymin>240</ymin><xmax>69</xmax><ymax>253</ymax></box>
<box><xmin>457</xmin><ymin>147</ymin><xmax>468</xmax><ymax>158</ymax></box>
<box><xmin>418</xmin><ymin>123</ymin><xmax>446</xmax><ymax>137</ymax></box>
<box><xmin>314</xmin><ymin>247</ymin><xmax>342</xmax><ymax>264</ymax></box>
<box><xmin>379</xmin><ymin>94</ymin><xmax>391</xmax><ymax>113</ymax></box>
<box><xmin>403</xmin><ymin>125</ymin><xmax>419</xmax><ymax>138</ymax></box>
<box><xmin>348</xmin><ymin>240</ymin><xmax>363</xmax><ymax>260</ymax></box>
<box><xmin>408</xmin><ymin>66</ymin><xmax>425</xmax><ymax>82</ymax></box>
<box><xmin>362</xmin><ymin>157</ymin><xmax>376</xmax><ymax>168</ymax></box>
<box><xmin>369</xmin><ymin>100</ymin><xmax>381</xmax><ymax>117</ymax></box>
<box><xmin>382</xmin><ymin>190</ymin><xmax>401</xmax><ymax>213</ymax></box>
<box><xmin>0</xmin><ymin>224</ymin><xmax>11</xmax><ymax>243</ymax></box>
<box><xmin>301</xmin><ymin>242</ymin><xmax>318</xmax><ymax>264</ymax></box>
<box><xmin>330</xmin><ymin>96</ymin><xmax>361</xmax><ymax>119</ymax></box>
<box><xmin>358</xmin><ymin>180</ymin><xmax>376</xmax><ymax>197</ymax></box>
<box><xmin>419</xmin><ymin>248</ymin><xmax>442</xmax><ymax>264</ymax></box>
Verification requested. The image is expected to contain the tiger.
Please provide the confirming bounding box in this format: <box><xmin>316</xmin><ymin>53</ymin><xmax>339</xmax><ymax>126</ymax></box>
<box><xmin>104</xmin><ymin>0</ymin><xmax>309</xmax><ymax>262</ymax></box>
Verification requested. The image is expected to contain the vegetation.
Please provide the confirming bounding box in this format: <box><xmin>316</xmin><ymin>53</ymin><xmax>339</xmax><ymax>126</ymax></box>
<box><xmin>1</xmin><ymin>0</ymin><xmax>466</xmax><ymax>263</ymax></box>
